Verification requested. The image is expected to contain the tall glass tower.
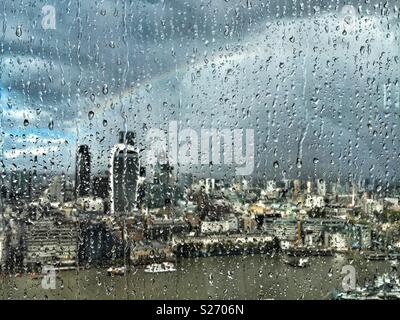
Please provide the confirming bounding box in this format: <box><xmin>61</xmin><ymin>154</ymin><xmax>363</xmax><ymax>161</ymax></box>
<box><xmin>110</xmin><ymin>131</ymin><xmax>140</xmax><ymax>215</ymax></box>
<box><xmin>75</xmin><ymin>145</ymin><xmax>91</xmax><ymax>198</ymax></box>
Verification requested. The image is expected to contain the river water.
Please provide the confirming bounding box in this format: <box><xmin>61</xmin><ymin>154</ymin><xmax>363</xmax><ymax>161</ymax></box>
<box><xmin>0</xmin><ymin>253</ymin><xmax>394</xmax><ymax>300</ymax></box>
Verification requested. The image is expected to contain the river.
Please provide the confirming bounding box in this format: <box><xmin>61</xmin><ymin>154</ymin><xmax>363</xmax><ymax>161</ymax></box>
<box><xmin>0</xmin><ymin>253</ymin><xmax>394</xmax><ymax>300</ymax></box>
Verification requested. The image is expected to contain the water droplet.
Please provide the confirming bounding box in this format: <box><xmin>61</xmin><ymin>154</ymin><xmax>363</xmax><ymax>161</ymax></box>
<box><xmin>224</xmin><ymin>25</ymin><xmax>230</xmax><ymax>36</ymax></box>
<box><xmin>102</xmin><ymin>84</ymin><xmax>109</xmax><ymax>95</ymax></box>
<box><xmin>16</xmin><ymin>26</ymin><xmax>22</xmax><ymax>37</ymax></box>
<box><xmin>273</xmin><ymin>161</ymin><xmax>279</xmax><ymax>169</ymax></box>
<box><xmin>88</xmin><ymin>111</ymin><xmax>94</xmax><ymax>120</ymax></box>
<box><xmin>147</xmin><ymin>104</ymin><xmax>152</xmax><ymax>111</ymax></box>
<box><xmin>145</xmin><ymin>84</ymin><xmax>152</xmax><ymax>93</ymax></box>
<box><xmin>103</xmin><ymin>119</ymin><xmax>108</xmax><ymax>127</ymax></box>
<box><xmin>246</xmin><ymin>0</ymin><xmax>252</xmax><ymax>9</ymax></box>
<box><xmin>344</xmin><ymin>16</ymin><xmax>353</xmax><ymax>25</ymax></box>
<box><xmin>48</xmin><ymin>120</ymin><xmax>54</xmax><ymax>130</ymax></box>
<box><xmin>23</xmin><ymin>119</ymin><xmax>29</xmax><ymax>127</ymax></box>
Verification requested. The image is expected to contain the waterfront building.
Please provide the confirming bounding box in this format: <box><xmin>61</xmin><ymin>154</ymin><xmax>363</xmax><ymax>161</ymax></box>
<box><xmin>23</xmin><ymin>219</ymin><xmax>78</xmax><ymax>269</ymax></box>
<box><xmin>305</xmin><ymin>195</ymin><xmax>325</xmax><ymax>208</ymax></box>
<box><xmin>242</xmin><ymin>216</ymin><xmax>258</xmax><ymax>233</ymax></box>
<box><xmin>324</xmin><ymin>232</ymin><xmax>348</xmax><ymax>251</ymax></box>
<box><xmin>146</xmin><ymin>218</ymin><xmax>189</xmax><ymax>241</ymax></box>
<box><xmin>263</xmin><ymin>219</ymin><xmax>298</xmax><ymax>249</ymax></box>
<box><xmin>303</xmin><ymin>223</ymin><xmax>325</xmax><ymax>247</ymax></box>
<box><xmin>200</xmin><ymin>215</ymin><xmax>239</xmax><ymax>235</ymax></box>
<box><xmin>130</xmin><ymin>242</ymin><xmax>174</xmax><ymax>266</ymax></box>
<box><xmin>361</xmin><ymin>198</ymin><xmax>384</xmax><ymax>215</ymax></box>
<box><xmin>349</xmin><ymin>225</ymin><xmax>372</xmax><ymax>249</ymax></box>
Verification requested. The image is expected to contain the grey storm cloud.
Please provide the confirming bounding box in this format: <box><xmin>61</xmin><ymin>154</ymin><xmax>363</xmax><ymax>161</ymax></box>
<box><xmin>0</xmin><ymin>0</ymin><xmax>399</xmax><ymax>183</ymax></box>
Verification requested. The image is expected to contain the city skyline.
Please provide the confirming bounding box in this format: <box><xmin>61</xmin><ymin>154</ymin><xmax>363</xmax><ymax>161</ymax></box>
<box><xmin>0</xmin><ymin>0</ymin><xmax>400</xmax><ymax>303</ymax></box>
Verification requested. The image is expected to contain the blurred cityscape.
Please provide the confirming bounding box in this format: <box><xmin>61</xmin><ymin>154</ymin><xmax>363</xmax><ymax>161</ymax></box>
<box><xmin>1</xmin><ymin>130</ymin><xmax>400</xmax><ymax>275</ymax></box>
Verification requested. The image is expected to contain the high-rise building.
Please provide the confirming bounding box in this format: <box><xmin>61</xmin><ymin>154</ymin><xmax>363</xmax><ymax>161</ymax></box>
<box><xmin>332</xmin><ymin>177</ymin><xmax>343</xmax><ymax>195</ymax></box>
<box><xmin>266</xmin><ymin>180</ymin><xmax>276</xmax><ymax>193</ymax></box>
<box><xmin>10</xmin><ymin>170</ymin><xmax>32</xmax><ymax>202</ymax></box>
<box><xmin>282</xmin><ymin>179</ymin><xmax>291</xmax><ymax>191</ymax></box>
<box><xmin>75</xmin><ymin>145</ymin><xmax>91</xmax><ymax>198</ymax></box>
<box><xmin>148</xmin><ymin>161</ymin><xmax>174</xmax><ymax>209</ymax></box>
<box><xmin>204</xmin><ymin>178</ymin><xmax>216</xmax><ymax>194</ymax></box>
<box><xmin>110</xmin><ymin>131</ymin><xmax>140</xmax><ymax>215</ymax></box>
<box><xmin>93</xmin><ymin>175</ymin><xmax>110</xmax><ymax>199</ymax></box>
<box><xmin>293</xmin><ymin>179</ymin><xmax>301</xmax><ymax>196</ymax></box>
<box><xmin>31</xmin><ymin>155</ymin><xmax>38</xmax><ymax>198</ymax></box>
<box><xmin>63</xmin><ymin>178</ymin><xmax>75</xmax><ymax>202</ymax></box>
<box><xmin>47</xmin><ymin>175</ymin><xmax>65</xmax><ymax>203</ymax></box>
<box><xmin>306</xmin><ymin>180</ymin><xmax>313</xmax><ymax>194</ymax></box>
<box><xmin>317</xmin><ymin>179</ymin><xmax>326</xmax><ymax>197</ymax></box>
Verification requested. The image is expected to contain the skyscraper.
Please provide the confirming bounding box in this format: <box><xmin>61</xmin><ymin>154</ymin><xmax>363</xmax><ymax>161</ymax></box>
<box><xmin>149</xmin><ymin>161</ymin><xmax>174</xmax><ymax>209</ymax></box>
<box><xmin>10</xmin><ymin>170</ymin><xmax>32</xmax><ymax>202</ymax></box>
<box><xmin>110</xmin><ymin>131</ymin><xmax>140</xmax><ymax>215</ymax></box>
<box><xmin>306</xmin><ymin>180</ymin><xmax>313</xmax><ymax>194</ymax></box>
<box><xmin>293</xmin><ymin>179</ymin><xmax>301</xmax><ymax>196</ymax></box>
<box><xmin>93</xmin><ymin>175</ymin><xmax>110</xmax><ymax>199</ymax></box>
<box><xmin>48</xmin><ymin>175</ymin><xmax>65</xmax><ymax>203</ymax></box>
<box><xmin>317</xmin><ymin>179</ymin><xmax>326</xmax><ymax>197</ymax></box>
<box><xmin>75</xmin><ymin>145</ymin><xmax>91</xmax><ymax>198</ymax></box>
<box><xmin>31</xmin><ymin>155</ymin><xmax>38</xmax><ymax>198</ymax></box>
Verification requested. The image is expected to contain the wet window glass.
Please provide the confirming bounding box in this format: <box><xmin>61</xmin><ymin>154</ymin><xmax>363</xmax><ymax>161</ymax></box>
<box><xmin>0</xmin><ymin>0</ymin><xmax>399</xmax><ymax>301</ymax></box>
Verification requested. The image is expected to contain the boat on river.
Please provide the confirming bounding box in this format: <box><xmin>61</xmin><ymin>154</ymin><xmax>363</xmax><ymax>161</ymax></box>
<box><xmin>145</xmin><ymin>262</ymin><xmax>177</xmax><ymax>273</ymax></box>
<box><xmin>283</xmin><ymin>257</ymin><xmax>310</xmax><ymax>268</ymax></box>
<box><xmin>107</xmin><ymin>266</ymin><xmax>126</xmax><ymax>276</ymax></box>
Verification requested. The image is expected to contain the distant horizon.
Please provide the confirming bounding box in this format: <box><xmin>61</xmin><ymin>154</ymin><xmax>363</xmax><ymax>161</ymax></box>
<box><xmin>1</xmin><ymin>168</ymin><xmax>399</xmax><ymax>189</ymax></box>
